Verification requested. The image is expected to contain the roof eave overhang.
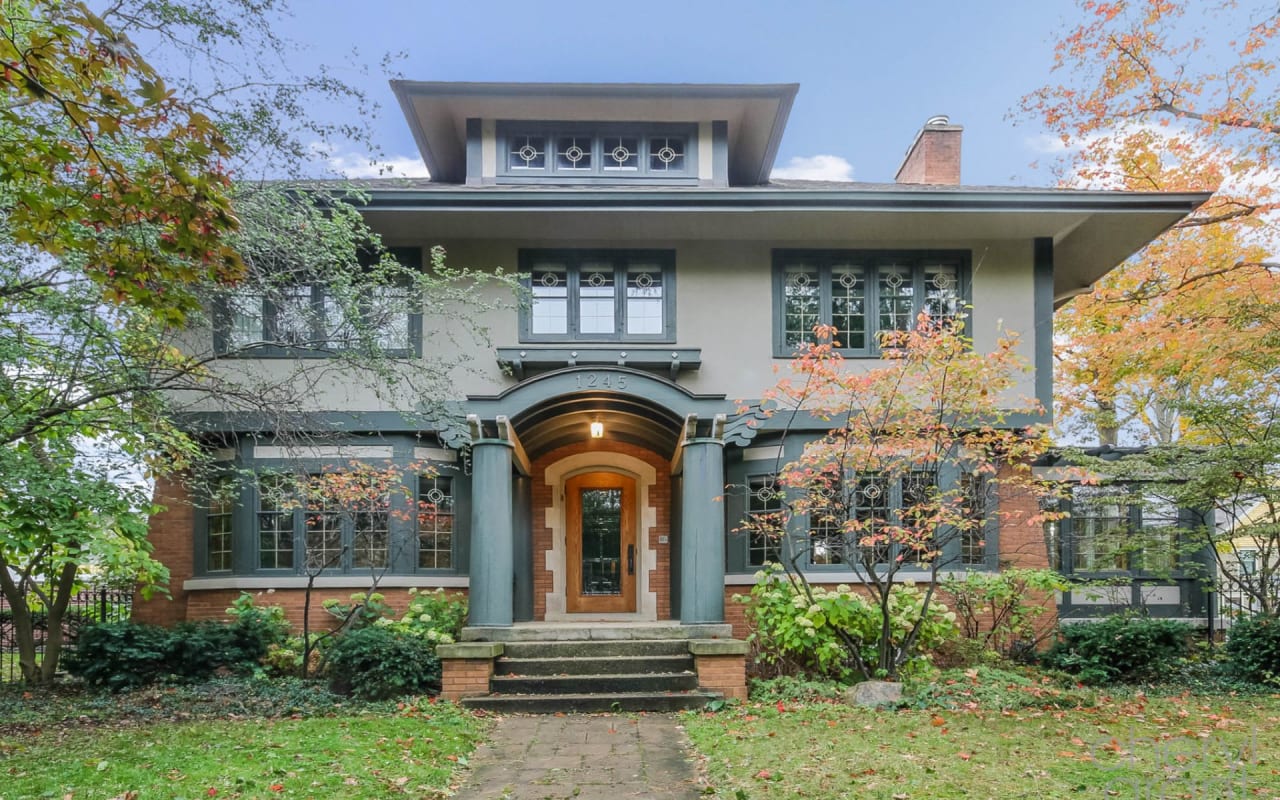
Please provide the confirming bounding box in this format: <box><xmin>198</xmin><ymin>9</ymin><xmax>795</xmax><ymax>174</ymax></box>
<box><xmin>389</xmin><ymin>81</ymin><xmax>800</xmax><ymax>186</ymax></box>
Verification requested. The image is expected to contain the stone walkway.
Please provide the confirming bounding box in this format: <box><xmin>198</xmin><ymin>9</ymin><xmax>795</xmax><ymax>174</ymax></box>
<box><xmin>457</xmin><ymin>713</ymin><xmax>704</xmax><ymax>799</ymax></box>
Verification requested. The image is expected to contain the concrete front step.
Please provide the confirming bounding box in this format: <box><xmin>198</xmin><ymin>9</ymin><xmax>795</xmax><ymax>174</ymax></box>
<box><xmin>501</xmin><ymin>639</ymin><xmax>690</xmax><ymax>659</ymax></box>
<box><xmin>461</xmin><ymin>622</ymin><xmax>733</xmax><ymax>642</ymax></box>
<box><xmin>461</xmin><ymin>690</ymin><xmax>721</xmax><ymax>714</ymax></box>
<box><xmin>490</xmin><ymin>671</ymin><xmax>699</xmax><ymax>695</ymax></box>
<box><xmin>495</xmin><ymin>654</ymin><xmax>694</xmax><ymax>676</ymax></box>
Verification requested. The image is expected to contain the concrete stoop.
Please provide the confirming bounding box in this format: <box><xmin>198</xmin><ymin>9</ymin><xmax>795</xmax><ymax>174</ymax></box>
<box><xmin>446</xmin><ymin>634</ymin><xmax>730</xmax><ymax>713</ymax></box>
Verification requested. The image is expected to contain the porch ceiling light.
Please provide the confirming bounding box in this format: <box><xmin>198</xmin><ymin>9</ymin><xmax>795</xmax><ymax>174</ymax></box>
<box><xmin>590</xmin><ymin>420</ymin><xmax>605</xmax><ymax>439</ymax></box>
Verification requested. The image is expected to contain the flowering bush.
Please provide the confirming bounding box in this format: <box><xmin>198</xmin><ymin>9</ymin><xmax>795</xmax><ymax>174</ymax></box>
<box><xmin>373</xmin><ymin>588</ymin><xmax>468</xmax><ymax>645</ymax></box>
<box><xmin>739</xmin><ymin>564</ymin><xmax>958</xmax><ymax>682</ymax></box>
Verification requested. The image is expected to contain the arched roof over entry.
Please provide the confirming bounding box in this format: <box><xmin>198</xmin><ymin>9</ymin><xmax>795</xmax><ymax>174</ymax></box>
<box><xmin>463</xmin><ymin>367</ymin><xmax>734</xmax><ymax>461</ymax></box>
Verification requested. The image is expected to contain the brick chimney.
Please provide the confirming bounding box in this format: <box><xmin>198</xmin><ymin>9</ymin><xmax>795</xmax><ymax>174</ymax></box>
<box><xmin>894</xmin><ymin>115</ymin><xmax>962</xmax><ymax>185</ymax></box>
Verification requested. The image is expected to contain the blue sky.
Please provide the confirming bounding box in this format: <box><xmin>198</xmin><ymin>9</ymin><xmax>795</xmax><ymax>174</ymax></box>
<box><xmin>282</xmin><ymin>0</ymin><xmax>1078</xmax><ymax>185</ymax></box>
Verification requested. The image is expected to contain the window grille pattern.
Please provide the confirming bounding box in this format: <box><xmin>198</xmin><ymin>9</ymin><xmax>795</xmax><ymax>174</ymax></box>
<box><xmin>501</xmin><ymin>125</ymin><xmax>693</xmax><ymax>179</ymax></box>
<box><xmin>960</xmin><ymin>472</ymin><xmax>988</xmax><ymax>566</ymax></box>
<box><xmin>257</xmin><ymin>475</ymin><xmax>295</xmax><ymax>570</ymax></box>
<box><xmin>746</xmin><ymin>475</ymin><xmax>783</xmax><ymax>567</ymax></box>
<box><xmin>625</xmin><ymin>265</ymin><xmax>664</xmax><ymax>335</ymax></box>
<box><xmin>207</xmin><ymin>476</ymin><xmax>234</xmax><ymax>572</ymax></box>
<box><xmin>352</xmin><ymin>497</ymin><xmax>390</xmax><ymax>569</ymax></box>
<box><xmin>1071</xmin><ymin>487</ymin><xmax>1130</xmax><ymax>571</ymax></box>
<box><xmin>578</xmin><ymin>265</ymin><xmax>616</xmax><ymax>335</ymax></box>
<box><xmin>776</xmin><ymin>251</ymin><xmax>968</xmax><ymax>355</ymax></box>
<box><xmin>305</xmin><ymin>492</ymin><xmax>344</xmax><ymax>570</ymax></box>
<box><xmin>898</xmin><ymin>471</ymin><xmax>936</xmax><ymax>564</ymax></box>
<box><xmin>855</xmin><ymin>476</ymin><xmax>891</xmax><ymax>565</ymax></box>
<box><xmin>418</xmin><ymin>476</ymin><xmax>454</xmax><ymax>569</ymax></box>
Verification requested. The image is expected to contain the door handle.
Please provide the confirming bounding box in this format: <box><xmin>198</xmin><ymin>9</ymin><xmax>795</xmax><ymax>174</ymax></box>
<box><xmin>627</xmin><ymin>544</ymin><xmax>635</xmax><ymax>576</ymax></box>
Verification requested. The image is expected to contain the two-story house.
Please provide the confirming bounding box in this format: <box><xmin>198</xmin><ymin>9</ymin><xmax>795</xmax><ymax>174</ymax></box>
<box><xmin>134</xmin><ymin>82</ymin><xmax>1209</xmax><ymax>705</ymax></box>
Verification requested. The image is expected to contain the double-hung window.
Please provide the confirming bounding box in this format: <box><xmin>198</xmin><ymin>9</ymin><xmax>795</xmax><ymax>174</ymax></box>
<box><xmin>520</xmin><ymin>250</ymin><xmax>675</xmax><ymax>342</ymax></box>
<box><xmin>206</xmin><ymin>476</ymin><xmax>235</xmax><ymax>573</ymax></box>
<box><xmin>773</xmin><ymin>250</ymin><xmax>968</xmax><ymax>356</ymax></box>
<box><xmin>1068</xmin><ymin>487</ymin><xmax>1131</xmax><ymax>572</ymax></box>
<box><xmin>255</xmin><ymin>474</ymin><xmax>391</xmax><ymax>573</ymax></box>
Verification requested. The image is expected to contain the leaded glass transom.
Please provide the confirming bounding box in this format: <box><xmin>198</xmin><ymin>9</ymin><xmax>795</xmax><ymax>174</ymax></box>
<box><xmin>603</xmin><ymin>136</ymin><xmax>639</xmax><ymax>170</ymax></box>
<box><xmin>649</xmin><ymin>136</ymin><xmax>685</xmax><ymax>171</ymax></box>
<box><xmin>510</xmin><ymin>135</ymin><xmax>546</xmax><ymax>170</ymax></box>
<box><xmin>556</xmin><ymin>136</ymin><xmax>593</xmax><ymax>171</ymax></box>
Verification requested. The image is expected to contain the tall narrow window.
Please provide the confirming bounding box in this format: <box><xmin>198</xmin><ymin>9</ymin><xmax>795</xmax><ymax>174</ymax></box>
<box><xmin>899</xmin><ymin>471</ymin><xmax>936</xmax><ymax>564</ymax></box>
<box><xmin>207</xmin><ymin>477</ymin><xmax>234</xmax><ymax>572</ymax></box>
<box><xmin>746</xmin><ymin>475</ymin><xmax>783</xmax><ymax>567</ymax></box>
<box><xmin>878</xmin><ymin>264</ymin><xmax>915</xmax><ymax>334</ymax></box>
<box><xmin>808</xmin><ymin>483</ymin><xmax>845</xmax><ymax>566</ymax></box>
<box><xmin>783</xmin><ymin>266</ymin><xmax>821</xmax><ymax>351</ymax></box>
<box><xmin>257</xmin><ymin>475</ymin><xmax>295</xmax><ymax>570</ymax></box>
<box><xmin>856</xmin><ymin>476</ymin><xmax>891</xmax><ymax>565</ymax></box>
<box><xmin>531</xmin><ymin>264</ymin><xmax>569</xmax><ymax>335</ymax></box>
<box><xmin>1139</xmin><ymin>497</ymin><xmax>1178</xmax><ymax>573</ymax></box>
<box><xmin>829</xmin><ymin>264</ymin><xmax>867</xmax><ymax>350</ymax></box>
<box><xmin>305</xmin><ymin>492</ymin><xmax>344</xmax><ymax>570</ymax></box>
<box><xmin>578</xmin><ymin>264</ymin><xmax>616</xmax><ymax>335</ymax></box>
<box><xmin>626</xmin><ymin>265</ymin><xmax>664</xmax><ymax>335</ymax></box>
<box><xmin>960</xmin><ymin>472</ymin><xmax>988</xmax><ymax>566</ymax></box>
<box><xmin>351</xmin><ymin>495</ymin><xmax>390</xmax><ymax>569</ymax></box>
<box><xmin>1072</xmin><ymin>487</ymin><xmax>1130</xmax><ymax>571</ymax></box>
<box><xmin>418</xmin><ymin>476</ymin><xmax>454</xmax><ymax>569</ymax></box>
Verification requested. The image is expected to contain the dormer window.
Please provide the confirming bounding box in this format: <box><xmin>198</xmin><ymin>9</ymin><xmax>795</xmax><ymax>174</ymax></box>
<box><xmin>498</xmin><ymin>122</ymin><xmax>696</xmax><ymax>184</ymax></box>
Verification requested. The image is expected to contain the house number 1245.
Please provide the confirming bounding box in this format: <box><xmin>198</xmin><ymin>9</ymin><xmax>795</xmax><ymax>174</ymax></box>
<box><xmin>575</xmin><ymin>372</ymin><xmax>627</xmax><ymax>390</ymax></box>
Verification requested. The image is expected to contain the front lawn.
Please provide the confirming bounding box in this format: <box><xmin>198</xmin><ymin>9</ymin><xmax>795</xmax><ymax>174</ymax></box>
<box><xmin>0</xmin><ymin>680</ymin><xmax>486</xmax><ymax>800</ymax></box>
<box><xmin>684</xmin><ymin>693</ymin><xmax>1280</xmax><ymax>799</ymax></box>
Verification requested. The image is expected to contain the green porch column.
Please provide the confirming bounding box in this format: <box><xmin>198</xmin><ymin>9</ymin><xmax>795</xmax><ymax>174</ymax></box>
<box><xmin>680</xmin><ymin>437</ymin><xmax>726</xmax><ymax>624</ymax></box>
<box><xmin>469</xmin><ymin>438</ymin><xmax>514</xmax><ymax>627</ymax></box>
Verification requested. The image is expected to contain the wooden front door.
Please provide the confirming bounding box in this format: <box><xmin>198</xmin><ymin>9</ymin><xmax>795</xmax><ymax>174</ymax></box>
<box><xmin>566</xmin><ymin>472</ymin><xmax>637</xmax><ymax>613</ymax></box>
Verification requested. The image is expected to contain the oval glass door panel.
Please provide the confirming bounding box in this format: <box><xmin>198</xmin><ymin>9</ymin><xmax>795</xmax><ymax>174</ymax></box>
<box><xmin>580</xmin><ymin>488</ymin><xmax>622</xmax><ymax>595</ymax></box>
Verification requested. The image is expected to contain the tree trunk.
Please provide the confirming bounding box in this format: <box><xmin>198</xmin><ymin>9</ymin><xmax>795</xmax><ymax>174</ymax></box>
<box><xmin>0</xmin><ymin>564</ymin><xmax>41</xmax><ymax>684</ymax></box>
<box><xmin>39</xmin><ymin>561</ymin><xmax>79</xmax><ymax>683</ymax></box>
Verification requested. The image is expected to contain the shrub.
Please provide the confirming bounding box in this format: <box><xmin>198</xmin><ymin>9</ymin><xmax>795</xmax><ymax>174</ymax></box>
<box><xmin>374</xmin><ymin>588</ymin><xmax>467</xmax><ymax>644</ymax></box>
<box><xmin>739</xmin><ymin>564</ymin><xmax>958</xmax><ymax>682</ymax></box>
<box><xmin>65</xmin><ymin>618</ymin><xmax>278</xmax><ymax>691</ymax></box>
<box><xmin>1225</xmin><ymin>614</ymin><xmax>1280</xmax><ymax>686</ymax></box>
<box><xmin>321</xmin><ymin>591</ymin><xmax>396</xmax><ymax>630</ymax></box>
<box><xmin>64</xmin><ymin>622</ymin><xmax>177</xmax><ymax>691</ymax></box>
<box><xmin>326</xmin><ymin>626</ymin><xmax>441</xmax><ymax>701</ymax></box>
<box><xmin>224</xmin><ymin>592</ymin><xmax>291</xmax><ymax>649</ymax></box>
<box><xmin>940</xmin><ymin>568</ymin><xmax>1068</xmax><ymax>659</ymax></box>
<box><xmin>1040</xmin><ymin>615</ymin><xmax>1193</xmax><ymax>685</ymax></box>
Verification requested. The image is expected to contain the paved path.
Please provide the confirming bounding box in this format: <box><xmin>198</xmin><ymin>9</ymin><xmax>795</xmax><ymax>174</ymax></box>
<box><xmin>457</xmin><ymin>713</ymin><xmax>704</xmax><ymax>799</ymax></box>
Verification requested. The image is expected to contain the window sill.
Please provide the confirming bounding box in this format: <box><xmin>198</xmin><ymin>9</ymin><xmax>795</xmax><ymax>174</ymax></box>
<box><xmin>215</xmin><ymin>345</ymin><xmax>419</xmax><ymax>360</ymax></box>
<box><xmin>498</xmin><ymin>346</ymin><xmax>701</xmax><ymax>380</ymax></box>
<box><xmin>184</xmin><ymin>575</ymin><xmax>469</xmax><ymax>591</ymax></box>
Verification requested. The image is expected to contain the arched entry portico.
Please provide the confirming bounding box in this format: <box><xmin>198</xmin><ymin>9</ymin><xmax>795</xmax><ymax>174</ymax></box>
<box><xmin>459</xmin><ymin>367</ymin><xmax>741</xmax><ymax>629</ymax></box>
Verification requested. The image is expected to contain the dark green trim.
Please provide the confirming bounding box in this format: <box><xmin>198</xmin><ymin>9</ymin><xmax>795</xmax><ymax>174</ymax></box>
<box><xmin>1034</xmin><ymin>237</ymin><xmax>1054</xmax><ymax>420</ymax></box>
<box><xmin>517</xmin><ymin>249</ymin><xmax>677</xmax><ymax>344</ymax></box>
<box><xmin>496</xmin><ymin>346</ymin><xmax>701</xmax><ymax>380</ymax></box>
<box><xmin>711</xmin><ymin>121</ymin><xmax>729</xmax><ymax>188</ymax></box>
<box><xmin>354</xmin><ymin>187</ymin><xmax>1212</xmax><ymax>214</ymax></box>
<box><xmin>465</xmin><ymin>366</ymin><xmax>732</xmax><ymax>422</ymax></box>
<box><xmin>465</xmin><ymin>118</ymin><xmax>482</xmax><ymax>185</ymax></box>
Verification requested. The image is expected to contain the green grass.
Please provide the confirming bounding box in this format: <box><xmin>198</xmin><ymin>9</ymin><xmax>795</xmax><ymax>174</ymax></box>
<box><xmin>0</xmin><ymin>681</ymin><xmax>486</xmax><ymax>800</ymax></box>
<box><xmin>684</xmin><ymin>693</ymin><xmax>1280</xmax><ymax>799</ymax></box>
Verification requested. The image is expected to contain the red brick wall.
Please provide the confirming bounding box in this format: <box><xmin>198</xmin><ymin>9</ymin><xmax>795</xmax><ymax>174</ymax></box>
<box><xmin>182</xmin><ymin>587</ymin><xmax>469</xmax><ymax>631</ymax></box>
<box><xmin>440</xmin><ymin>658</ymin><xmax>493</xmax><ymax>700</ymax></box>
<box><xmin>132</xmin><ymin>474</ymin><xmax>193</xmax><ymax>627</ymax></box>
<box><xmin>695</xmin><ymin>653</ymin><xmax>747</xmax><ymax>701</ymax></box>
<box><xmin>530</xmin><ymin>441</ymin><xmax>672</xmax><ymax>621</ymax></box>
<box><xmin>895</xmin><ymin>127</ymin><xmax>962</xmax><ymax>185</ymax></box>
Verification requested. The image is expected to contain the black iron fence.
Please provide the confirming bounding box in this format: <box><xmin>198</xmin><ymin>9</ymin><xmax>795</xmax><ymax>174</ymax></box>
<box><xmin>1</xmin><ymin>586</ymin><xmax>133</xmax><ymax>682</ymax></box>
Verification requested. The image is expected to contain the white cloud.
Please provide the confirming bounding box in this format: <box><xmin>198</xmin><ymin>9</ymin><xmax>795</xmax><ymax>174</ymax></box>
<box><xmin>771</xmin><ymin>154</ymin><xmax>855</xmax><ymax>182</ymax></box>
<box><xmin>326</xmin><ymin>151</ymin><xmax>430</xmax><ymax>179</ymax></box>
<box><xmin>1023</xmin><ymin>133</ymin><xmax>1072</xmax><ymax>155</ymax></box>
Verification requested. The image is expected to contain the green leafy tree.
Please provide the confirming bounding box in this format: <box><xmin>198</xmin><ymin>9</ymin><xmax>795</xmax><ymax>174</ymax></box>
<box><xmin>0</xmin><ymin>2</ymin><xmax>514</xmax><ymax>683</ymax></box>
